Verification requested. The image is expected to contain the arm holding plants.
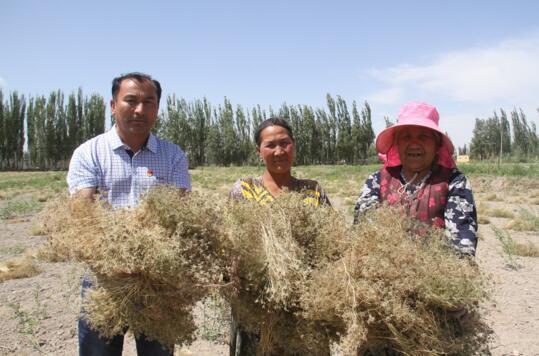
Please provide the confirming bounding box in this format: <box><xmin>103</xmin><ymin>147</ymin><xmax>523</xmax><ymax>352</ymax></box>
<box><xmin>168</xmin><ymin>146</ymin><xmax>191</xmax><ymax>192</ymax></box>
<box><xmin>353</xmin><ymin>171</ymin><xmax>382</xmax><ymax>224</ymax></box>
<box><xmin>442</xmin><ymin>173</ymin><xmax>479</xmax><ymax>318</ymax></box>
<box><xmin>73</xmin><ymin>187</ymin><xmax>97</xmax><ymax>202</ymax></box>
<box><xmin>443</xmin><ymin>172</ymin><xmax>478</xmax><ymax>257</ymax></box>
<box><xmin>67</xmin><ymin>144</ymin><xmax>100</xmax><ymax>202</ymax></box>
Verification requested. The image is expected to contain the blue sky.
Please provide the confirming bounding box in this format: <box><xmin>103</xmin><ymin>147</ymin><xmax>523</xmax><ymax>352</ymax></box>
<box><xmin>1</xmin><ymin>0</ymin><xmax>538</xmax><ymax>147</ymax></box>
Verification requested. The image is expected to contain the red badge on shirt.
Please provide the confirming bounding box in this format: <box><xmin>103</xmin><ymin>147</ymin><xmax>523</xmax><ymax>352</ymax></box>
<box><xmin>147</xmin><ymin>169</ymin><xmax>153</xmax><ymax>177</ymax></box>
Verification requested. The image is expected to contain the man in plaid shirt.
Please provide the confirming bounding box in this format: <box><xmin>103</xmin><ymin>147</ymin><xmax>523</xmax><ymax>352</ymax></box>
<box><xmin>67</xmin><ymin>72</ymin><xmax>190</xmax><ymax>356</ymax></box>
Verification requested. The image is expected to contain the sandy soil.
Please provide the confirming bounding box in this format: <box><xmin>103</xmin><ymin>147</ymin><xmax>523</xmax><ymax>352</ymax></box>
<box><xmin>0</xmin><ymin>178</ymin><xmax>538</xmax><ymax>355</ymax></box>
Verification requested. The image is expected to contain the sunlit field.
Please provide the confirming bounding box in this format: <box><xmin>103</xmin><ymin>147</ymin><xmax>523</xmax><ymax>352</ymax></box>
<box><xmin>0</xmin><ymin>163</ymin><xmax>538</xmax><ymax>355</ymax></box>
<box><xmin>1</xmin><ymin>162</ymin><xmax>537</xmax><ymax>219</ymax></box>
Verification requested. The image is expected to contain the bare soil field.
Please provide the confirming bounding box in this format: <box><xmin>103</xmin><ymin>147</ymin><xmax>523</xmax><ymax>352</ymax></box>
<box><xmin>0</xmin><ymin>168</ymin><xmax>538</xmax><ymax>355</ymax></box>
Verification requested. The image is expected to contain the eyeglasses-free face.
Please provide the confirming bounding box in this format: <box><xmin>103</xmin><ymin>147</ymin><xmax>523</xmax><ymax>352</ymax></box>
<box><xmin>395</xmin><ymin>126</ymin><xmax>439</xmax><ymax>177</ymax></box>
<box><xmin>257</xmin><ymin>125</ymin><xmax>295</xmax><ymax>175</ymax></box>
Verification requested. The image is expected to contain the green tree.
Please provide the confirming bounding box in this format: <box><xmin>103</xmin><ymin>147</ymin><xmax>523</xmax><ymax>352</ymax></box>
<box><xmin>470</xmin><ymin>119</ymin><xmax>487</xmax><ymax>160</ymax></box>
<box><xmin>251</xmin><ymin>104</ymin><xmax>266</xmax><ymax>137</ymax></box>
<box><xmin>499</xmin><ymin>109</ymin><xmax>511</xmax><ymax>157</ymax></box>
<box><xmin>3</xmin><ymin>92</ymin><xmax>26</xmax><ymax>169</ymax></box>
<box><xmin>66</xmin><ymin>91</ymin><xmax>79</xmax><ymax>155</ymax></box>
<box><xmin>45</xmin><ymin>91</ymin><xmax>58</xmax><ymax>168</ymax></box>
<box><xmin>325</xmin><ymin>94</ymin><xmax>337</xmax><ymax>163</ymax></box>
<box><xmin>289</xmin><ymin>106</ymin><xmax>305</xmax><ymax>164</ymax></box>
<box><xmin>84</xmin><ymin>94</ymin><xmax>106</xmax><ymax>141</ymax></box>
<box><xmin>0</xmin><ymin>90</ymin><xmax>5</xmax><ymax>168</ymax></box>
<box><xmin>235</xmin><ymin>104</ymin><xmax>252</xmax><ymax>164</ymax></box>
<box><xmin>55</xmin><ymin>90</ymin><xmax>69</xmax><ymax>167</ymax></box>
<box><xmin>360</xmin><ymin>101</ymin><xmax>374</xmax><ymax>161</ymax></box>
<box><xmin>161</xmin><ymin>95</ymin><xmax>194</xmax><ymax>164</ymax></box>
<box><xmin>218</xmin><ymin>98</ymin><xmax>238</xmax><ymax>165</ymax></box>
<box><xmin>335</xmin><ymin>96</ymin><xmax>353</xmax><ymax>163</ymax></box>
<box><xmin>206</xmin><ymin>108</ymin><xmax>224</xmax><ymax>165</ymax></box>
<box><xmin>33</xmin><ymin>96</ymin><xmax>47</xmax><ymax>168</ymax></box>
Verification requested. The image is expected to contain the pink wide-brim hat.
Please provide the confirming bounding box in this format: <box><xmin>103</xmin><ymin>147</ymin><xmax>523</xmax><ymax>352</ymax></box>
<box><xmin>376</xmin><ymin>101</ymin><xmax>456</xmax><ymax>169</ymax></box>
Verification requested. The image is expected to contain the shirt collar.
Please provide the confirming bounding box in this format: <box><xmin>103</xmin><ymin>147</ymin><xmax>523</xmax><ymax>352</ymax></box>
<box><xmin>107</xmin><ymin>125</ymin><xmax>158</xmax><ymax>153</ymax></box>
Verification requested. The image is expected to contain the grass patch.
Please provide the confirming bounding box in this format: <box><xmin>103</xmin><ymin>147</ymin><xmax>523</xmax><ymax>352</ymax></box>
<box><xmin>190</xmin><ymin>164</ymin><xmax>376</xmax><ymax>199</ymax></box>
<box><xmin>470</xmin><ymin>176</ymin><xmax>538</xmax><ymax>197</ymax></box>
<box><xmin>29</xmin><ymin>222</ymin><xmax>46</xmax><ymax>236</ymax></box>
<box><xmin>488</xmin><ymin>208</ymin><xmax>515</xmax><ymax>219</ymax></box>
<box><xmin>483</xmin><ymin>193</ymin><xmax>502</xmax><ymax>202</ymax></box>
<box><xmin>460</xmin><ymin>162</ymin><xmax>539</xmax><ymax>177</ymax></box>
<box><xmin>295</xmin><ymin>165</ymin><xmax>376</xmax><ymax>198</ymax></box>
<box><xmin>7</xmin><ymin>302</ymin><xmax>42</xmax><ymax>351</ymax></box>
<box><xmin>0</xmin><ymin>171</ymin><xmax>66</xmax><ymax>192</ymax></box>
<box><xmin>0</xmin><ymin>197</ymin><xmax>42</xmax><ymax>219</ymax></box>
<box><xmin>190</xmin><ymin>166</ymin><xmax>264</xmax><ymax>193</ymax></box>
<box><xmin>491</xmin><ymin>226</ymin><xmax>521</xmax><ymax>269</ymax></box>
<box><xmin>477</xmin><ymin>216</ymin><xmax>490</xmax><ymax>225</ymax></box>
<box><xmin>491</xmin><ymin>226</ymin><xmax>538</xmax><ymax>265</ymax></box>
<box><xmin>505</xmin><ymin>208</ymin><xmax>539</xmax><ymax>231</ymax></box>
<box><xmin>1</xmin><ymin>164</ymin><xmax>537</xmax><ymax>224</ymax></box>
<box><xmin>512</xmin><ymin>242</ymin><xmax>539</xmax><ymax>257</ymax></box>
<box><xmin>0</xmin><ymin>244</ymin><xmax>27</xmax><ymax>255</ymax></box>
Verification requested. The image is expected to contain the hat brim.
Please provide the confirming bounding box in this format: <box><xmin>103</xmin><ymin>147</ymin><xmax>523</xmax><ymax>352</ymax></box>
<box><xmin>375</xmin><ymin>123</ymin><xmax>454</xmax><ymax>155</ymax></box>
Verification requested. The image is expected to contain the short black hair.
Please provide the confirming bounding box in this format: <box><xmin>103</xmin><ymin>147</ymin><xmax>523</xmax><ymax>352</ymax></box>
<box><xmin>254</xmin><ymin>117</ymin><xmax>294</xmax><ymax>146</ymax></box>
<box><xmin>111</xmin><ymin>72</ymin><xmax>162</xmax><ymax>102</ymax></box>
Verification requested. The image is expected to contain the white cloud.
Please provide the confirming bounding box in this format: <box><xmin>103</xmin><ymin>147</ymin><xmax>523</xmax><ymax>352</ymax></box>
<box><xmin>367</xmin><ymin>33</ymin><xmax>539</xmax><ymax>104</ymax></box>
<box><xmin>364</xmin><ymin>33</ymin><xmax>539</xmax><ymax>146</ymax></box>
<box><xmin>365</xmin><ymin>87</ymin><xmax>404</xmax><ymax>105</ymax></box>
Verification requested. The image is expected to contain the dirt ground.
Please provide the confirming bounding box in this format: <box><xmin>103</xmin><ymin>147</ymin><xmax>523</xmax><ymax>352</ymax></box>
<box><xmin>0</xmin><ymin>177</ymin><xmax>538</xmax><ymax>355</ymax></box>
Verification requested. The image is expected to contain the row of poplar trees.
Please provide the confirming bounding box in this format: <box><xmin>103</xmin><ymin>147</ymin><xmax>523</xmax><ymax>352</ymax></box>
<box><xmin>0</xmin><ymin>89</ymin><xmax>106</xmax><ymax>170</ymax></box>
<box><xmin>158</xmin><ymin>94</ymin><xmax>375</xmax><ymax>167</ymax></box>
<box><xmin>0</xmin><ymin>89</ymin><xmax>376</xmax><ymax>170</ymax></box>
<box><xmin>467</xmin><ymin>108</ymin><xmax>539</xmax><ymax>160</ymax></box>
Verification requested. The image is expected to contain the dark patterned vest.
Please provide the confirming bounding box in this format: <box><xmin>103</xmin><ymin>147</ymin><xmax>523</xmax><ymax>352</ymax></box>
<box><xmin>379</xmin><ymin>166</ymin><xmax>452</xmax><ymax>228</ymax></box>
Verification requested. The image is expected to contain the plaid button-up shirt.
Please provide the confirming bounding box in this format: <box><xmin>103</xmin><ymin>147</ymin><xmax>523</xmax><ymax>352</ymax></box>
<box><xmin>67</xmin><ymin>126</ymin><xmax>191</xmax><ymax>207</ymax></box>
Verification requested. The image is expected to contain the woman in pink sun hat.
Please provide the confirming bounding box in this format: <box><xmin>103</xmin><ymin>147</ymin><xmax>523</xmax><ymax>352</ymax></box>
<box><xmin>353</xmin><ymin>101</ymin><xmax>477</xmax><ymax>256</ymax></box>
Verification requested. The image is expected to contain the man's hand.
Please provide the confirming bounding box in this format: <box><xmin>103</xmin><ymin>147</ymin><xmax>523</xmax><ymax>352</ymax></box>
<box><xmin>74</xmin><ymin>187</ymin><xmax>97</xmax><ymax>202</ymax></box>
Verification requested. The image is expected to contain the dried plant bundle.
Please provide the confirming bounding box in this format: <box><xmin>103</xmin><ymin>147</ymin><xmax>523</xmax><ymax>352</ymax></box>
<box><xmin>222</xmin><ymin>193</ymin><xmax>350</xmax><ymax>354</ymax></box>
<box><xmin>40</xmin><ymin>188</ymin><xmax>490</xmax><ymax>354</ymax></box>
<box><xmin>39</xmin><ymin>186</ymin><xmax>228</xmax><ymax>346</ymax></box>
<box><xmin>223</xmin><ymin>195</ymin><xmax>490</xmax><ymax>355</ymax></box>
<box><xmin>302</xmin><ymin>207</ymin><xmax>491</xmax><ymax>355</ymax></box>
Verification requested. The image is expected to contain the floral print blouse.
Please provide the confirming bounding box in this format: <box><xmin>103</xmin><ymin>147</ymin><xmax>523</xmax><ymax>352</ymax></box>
<box><xmin>353</xmin><ymin>167</ymin><xmax>477</xmax><ymax>256</ymax></box>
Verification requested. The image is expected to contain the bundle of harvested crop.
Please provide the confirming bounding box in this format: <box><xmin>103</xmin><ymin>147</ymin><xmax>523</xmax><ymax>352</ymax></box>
<box><xmin>40</xmin><ymin>186</ymin><xmax>229</xmax><ymax>346</ymax></box>
<box><xmin>40</xmin><ymin>188</ymin><xmax>491</xmax><ymax>354</ymax></box>
<box><xmin>301</xmin><ymin>206</ymin><xmax>491</xmax><ymax>355</ymax></box>
<box><xmin>222</xmin><ymin>193</ymin><xmax>349</xmax><ymax>354</ymax></box>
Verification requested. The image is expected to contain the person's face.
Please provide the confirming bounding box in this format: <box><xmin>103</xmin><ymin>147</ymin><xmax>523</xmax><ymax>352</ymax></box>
<box><xmin>257</xmin><ymin>125</ymin><xmax>295</xmax><ymax>175</ymax></box>
<box><xmin>111</xmin><ymin>79</ymin><xmax>159</xmax><ymax>141</ymax></box>
<box><xmin>395</xmin><ymin>126</ymin><xmax>438</xmax><ymax>174</ymax></box>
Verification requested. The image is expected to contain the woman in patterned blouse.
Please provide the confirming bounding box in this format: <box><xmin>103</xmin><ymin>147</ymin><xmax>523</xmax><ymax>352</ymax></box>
<box><xmin>229</xmin><ymin>117</ymin><xmax>330</xmax><ymax>207</ymax></box>
<box><xmin>353</xmin><ymin>101</ymin><xmax>477</xmax><ymax>257</ymax></box>
<box><xmin>228</xmin><ymin>117</ymin><xmax>330</xmax><ymax>356</ymax></box>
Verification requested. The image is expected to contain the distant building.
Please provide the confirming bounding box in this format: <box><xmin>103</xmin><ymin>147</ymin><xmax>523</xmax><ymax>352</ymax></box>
<box><xmin>457</xmin><ymin>155</ymin><xmax>470</xmax><ymax>163</ymax></box>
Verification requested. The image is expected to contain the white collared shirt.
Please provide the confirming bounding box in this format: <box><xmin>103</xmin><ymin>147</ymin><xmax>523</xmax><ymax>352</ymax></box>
<box><xmin>67</xmin><ymin>126</ymin><xmax>191</xmax><ymax>207</ymax></box>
